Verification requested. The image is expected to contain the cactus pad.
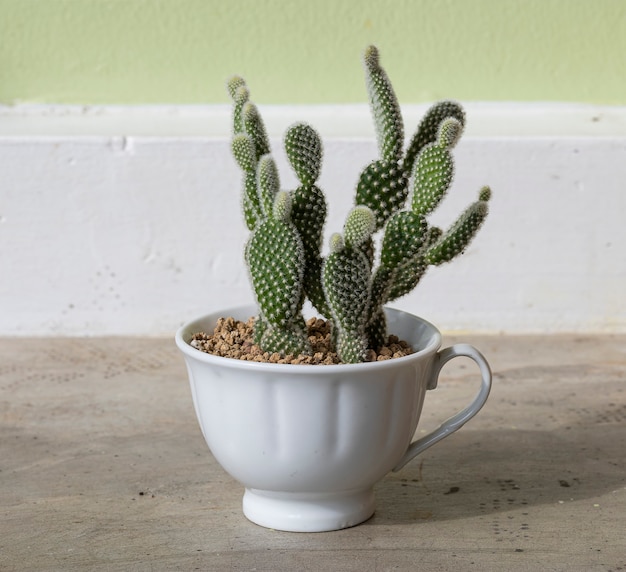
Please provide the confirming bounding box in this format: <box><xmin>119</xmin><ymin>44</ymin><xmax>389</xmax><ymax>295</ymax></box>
<box><xmin>243</xmin><ymin>102</ymin><xmax>271</xmax><ymax>161</ymax></box>
<box><xmin>363</xmin><ymin>45</ymin><xmax>404</xmax><ymax>163</ymax></box>
<box><xmin>322</xmin><ymin>241</ymin><xmax>372</xmax><ymax>364</ymax></box>
<box><xmin>426</xmin><ymin>189</ymin><xmax>491</xmax><ymax>265</ymax></box>
<box><xmin>380</xmin><ymin>211</ymin><xmax>428</xmax><ymax>271</ymax></box>
<box><xmin>291</xmin><ymin>184</ymin><xmax>329</xmax><ymax>316</ymax></box>
<box><xmin>356</xmin><ymin>159</ymin><xmax>408</xmax><ymax>230</ymax></box>
<box><xmin>285</xmin><ymin>123</ymin><xmax>323</xmax><ymax>186</ymax></box>
<box><xmin>404</xmin><ymin>100</ymin><xmax>466</xmax><ymax>172</ymax></box>
<box><xmin>257</xmin><ymin>155</ymin><xmax>280</xmax><ymax>218</ymax></box>
<box><xmin>246</xmin><ymin>192</ymin><xmax>305</xmax><ymax>328</ymax></box>
<box><xmin>411</xmin><ymin>145</ymin><xmax>454</xmax><ymax>217</ymax></box>
<box><xmin>344</xmin><ymin>206</ymin><xmax>376</xmax><ymax>248</ymax></box>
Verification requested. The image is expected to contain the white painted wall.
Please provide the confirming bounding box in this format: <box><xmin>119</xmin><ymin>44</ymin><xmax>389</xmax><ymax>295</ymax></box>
<box><xmin>1</xmin><ymin>104</ymin><xmax>625</xmax><ymax>335</ymax></box>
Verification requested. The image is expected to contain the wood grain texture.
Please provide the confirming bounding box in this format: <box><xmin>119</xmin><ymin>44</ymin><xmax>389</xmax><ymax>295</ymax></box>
<box><xmin>1</xmin><ymin>335</ymin><xmax>625</xmax><ymax>571</ymax></box>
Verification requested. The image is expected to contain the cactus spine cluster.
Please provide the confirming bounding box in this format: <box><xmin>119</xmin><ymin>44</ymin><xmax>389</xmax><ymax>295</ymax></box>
<box><xmin>228</xmin><ymin>46</ymin><xmax>491</xmax><ymax>364</ymax></box>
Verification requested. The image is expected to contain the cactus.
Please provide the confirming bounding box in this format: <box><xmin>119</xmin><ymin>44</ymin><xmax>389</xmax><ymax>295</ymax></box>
<box><xmin>426</xmin><ymin>186</ymin><xmax>492</xmax><ymax>265</ymax></box>
<box><xmin>246</xmin><ymin>190</ymin><xmax>311</xmax><ymax>356</ymax></box>
<box><xmin>227</xmin><ymin>46</ymin><xmax>492</xmax><ymax>362</ymax></box>
<box><xmin>322</xmin><ymin>207</ymin><xmax>376</xmax><ymax>363</ymax></box>
<box><xmin>284</xmin><ymin>123</ymin><xmax>330</xmax><ymax>317</ymax></box>
<box><xmin>356</xmin><ymin>46</ymin><xmax>408</xmax><ymax>231</ymax></box>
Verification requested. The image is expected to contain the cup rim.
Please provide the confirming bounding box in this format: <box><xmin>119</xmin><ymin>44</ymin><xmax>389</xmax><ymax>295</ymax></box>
<box><xmin>175</xmin><ymin>304</ymin><xmax>442</xmax><ymax>374</ymax></box>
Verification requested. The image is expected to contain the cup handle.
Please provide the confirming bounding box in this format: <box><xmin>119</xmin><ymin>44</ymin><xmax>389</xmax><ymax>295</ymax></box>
<box><xmin>393</xmin><ymin>343</ymin><xmax>492</xmax><ymax>472</ymax></box>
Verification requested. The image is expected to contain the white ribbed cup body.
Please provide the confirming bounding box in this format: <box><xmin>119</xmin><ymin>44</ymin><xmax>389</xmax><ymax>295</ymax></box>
<box><xmin>176</xmin><ymin>305</ymin><xmax>491</xmax><ymax>532</ymax></box>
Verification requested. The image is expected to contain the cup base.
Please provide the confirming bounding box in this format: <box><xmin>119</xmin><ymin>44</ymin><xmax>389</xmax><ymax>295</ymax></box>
<box><xmin>242</xmin><ymin>488</ymin><xmax>376</xmax><ymax>532</ymax></box>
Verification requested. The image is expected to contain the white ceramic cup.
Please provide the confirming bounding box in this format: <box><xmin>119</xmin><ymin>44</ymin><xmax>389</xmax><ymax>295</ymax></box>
<box><xmin>176</xmin><ymin>304</ymin><xmax>492</xmax><ymax>532</ymax></box>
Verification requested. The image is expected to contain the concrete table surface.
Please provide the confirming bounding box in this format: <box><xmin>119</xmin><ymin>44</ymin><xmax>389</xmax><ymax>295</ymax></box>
<box><xmin>1</xmin><ymin>334</ymin><xmax>624</xmax><ymax>572</ymax></box>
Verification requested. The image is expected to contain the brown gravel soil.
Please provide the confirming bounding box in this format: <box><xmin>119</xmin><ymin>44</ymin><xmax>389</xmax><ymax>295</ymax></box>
<box><xmin>190</xmin><ymin>316</ymin><xmax>413</xmax><ymax>365</ymax></box>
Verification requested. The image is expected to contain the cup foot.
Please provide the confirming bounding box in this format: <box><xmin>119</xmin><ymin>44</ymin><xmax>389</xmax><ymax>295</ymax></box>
<box><xmin>242</xmin><ymin>488</ymin><xmax>376</xmax><ymax>532</ymax></box>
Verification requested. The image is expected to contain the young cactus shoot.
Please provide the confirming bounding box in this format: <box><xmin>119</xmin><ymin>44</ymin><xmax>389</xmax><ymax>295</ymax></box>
<box><xmin>227</xmin><ymin>46</ymin><xmax>492</xmax><ymax>364</ymax></box>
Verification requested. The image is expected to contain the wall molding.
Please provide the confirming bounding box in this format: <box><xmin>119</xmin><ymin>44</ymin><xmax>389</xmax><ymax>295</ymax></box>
<box><xmin>2</xmin><ymin>102</ymin><xmax>626</xmax><ymax>138</ymax></box>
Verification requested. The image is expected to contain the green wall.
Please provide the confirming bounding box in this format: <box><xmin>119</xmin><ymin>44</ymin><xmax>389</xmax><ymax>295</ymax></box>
<box><xmin>1</xmin><ymin>0</ymin><xmax>624</xmax><ymax>105</ymax></box>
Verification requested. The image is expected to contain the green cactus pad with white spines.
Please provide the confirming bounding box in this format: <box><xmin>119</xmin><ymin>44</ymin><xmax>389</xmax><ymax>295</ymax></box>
<box><xmin>344</xmin><ymin>205</ymin><xmax>377</xmax><ymax>249</ymax></box>
<box><xmin>259</xmin><ymin>318</ymin><xmax>310</xmax><ymax>357</ymax></box>
<box><xmin>246</xmin><ymin>191</ymin><xmax>310</xmax><ymax>355</ymax></box>
<box><xmin>411</xmin><ymin>118</ymin><xmax>462</xmax><ymax>217</ymax></box>
<box><xmin>242</xmin><ymin>102</ymin><xmax>270</xmax><ymax>162</ymax></box>
<box><xmin>386</xmin><ymin>226</ymin><xmax>442</xmax><ymax>302</ymax></box>
<box><xmin>426</xmin><ymin>188</ymin><xmax>491</xmax><ymax>266</ymax></box>
<box><xmin>380</xmin><ymin>211</ymin><xmax>428</xmax><ymax>271</ymax></box>
<box><xmin>322</xmin><ymin>226</ymin><xmax>374</xmax><ymax>364</ymax></box>
<box><xmin>284</xmin><ymin>122</ymin><xmax>323</xmax><ymax>186</ymax></box>
<box><xmin>403</xmin><ymin>100</ymin><xmax>466</xmax><ymax>173</ymax></box>
<box><xmin>257</xmin><ymin>154</ymin><xmax>280</xmax><ymax>218</ymax></box>
<box><xmin>364</xmin><ymin>45</ymin><xmax>404</xmax><ymax>163</ymax></box>
<box><xmin>285</xmin><ymin>122</ymin><xmax>329</xmax><ymax>316</ymax></box>
<box><xmin>231</xmin><ymin>134</ymin><xmax>261</xmax><ymax>229</ymax></box>
<box><xmin>355</xmin><ymin>159</ymin><xmax>408</xmax><ymax>231</ymax></box>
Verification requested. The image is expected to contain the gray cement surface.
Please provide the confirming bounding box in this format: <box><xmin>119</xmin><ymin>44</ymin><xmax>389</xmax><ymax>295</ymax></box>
<box><xmin>1</xmin><ymin>334</ymin><xmax>625</xmax><ymax>571</ymax></box>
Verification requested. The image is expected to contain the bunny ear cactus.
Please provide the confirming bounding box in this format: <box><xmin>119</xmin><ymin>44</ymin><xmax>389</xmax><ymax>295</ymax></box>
<box><xmin>228</xmin><ymin>76</ymin><xmax>271</xmax><ymax>231</ymax></box>
<box><xmin>227</xmin><ymin>45</ymin><xmax>492</xmax><ymax>363</ymax></box>
<box><xmin>367</xmin><ymin>210</ymin><xmax>428</xmax><ymax>348</ymax></box>
<box><xmin>246</xmin><ymin>190</ymin><xmax>311</xmax><ymax>356</ymax></box>
<box><xmin>426</xmin><ymin>186</ymin><xmax>492</xmax><ymax>265</ymax></box>
<box><xmin>355</xmin><ymin>46</ymin><xmax>491</xmax><ymax>356</ymax></box>
<box><xmin>356</xmin><ymin>46</ymin><xmax>408</xmax><ymax>231</ymax></box>
<box><xmin>285</xmin><ymin>123</ymin><xmax>329</xmax><ymax>317</ymax></box>
<box><xmin>227</xmin><ymin>75</ymin><xmax>248</xmax><ymax>134</ymax></box>
<box><xmin>363</xmin><ymin>110</ymin><xmax>490</xmax><ymax>348</ymax></box>
<box><xmin>322</xmin><ymin>207</ymin><xmax>376</xmax><ymax>364</ymax></box>
<box><xmin>231</xmin><ymin>133</ymin><xmax>260</xmax><ymax>230</ymax></box>
<box><xmin>403</xmin><ymin>100</ymin><xmax>466</xmax><ymax>175</ymax></box>
<box><xmin>363</xmin><ymin>45</ymin><xmax>404</xmax><ymax>164</ymax></box>
<box><xmin>411</xmin><ymin>117</ymin><xmax>461</xmax><ymax>217</ymax></box>
<box><xmin>228</xmin><ymin>79</ymin><xmax>326</xmax><ymax>357</ymax></box>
